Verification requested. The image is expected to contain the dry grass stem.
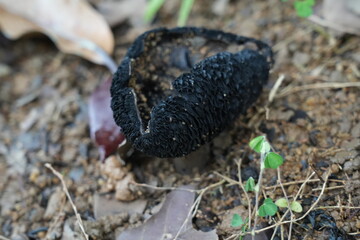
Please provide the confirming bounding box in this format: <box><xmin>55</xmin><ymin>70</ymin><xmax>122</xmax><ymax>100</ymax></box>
<box><xmin>236</xmin><ymin>159</ymin><xmax>252</xmax><ymax>231</ymax></box>
<box><xmin>0</xmin><ymin>236</ymin><xmax>11</xmax><ymax>240</ymax></box>
<box><xmin>45</xmin><ymin>163</ymin><xmax>89</xmax><ymax>240</ymax></box>
<box><xmin>312</xmin><ymin>185</ymin><xmax>345</xmax><ymax>191</ymax></box>
<box><xmin>252</xmin><ymin>170</ymin><xmax>330</xmax><ymax>235</ymax></box>
<box><xmin>276</xmin><ymin>82</ymin><xmax>360</xmax><ymax>98</ymax></box>
<box><xmin>268</xmin><ymin>74</ymin><xmax>285</xmax><ymax>103</ymax></box>
<box><xmin>131</xmin><ymin>182</ymin><xmax>198</xmax><ymax>193</ymax></box>
<box><xmin>263</xmin><ymin>177</ymin><xmax>343</xmax><ymax>190</ymax></box>
<box><xmin>315</xmin><ymin>206</ymin><xmax>360</xmax><ymax>210</ymax></box>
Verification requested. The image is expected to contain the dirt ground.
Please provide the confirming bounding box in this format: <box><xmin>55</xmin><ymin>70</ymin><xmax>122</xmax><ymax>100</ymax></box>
<box><xmin>0</xmin><ymin>0</ymin><xmax>359</xmax><ymax>239</ymax></box>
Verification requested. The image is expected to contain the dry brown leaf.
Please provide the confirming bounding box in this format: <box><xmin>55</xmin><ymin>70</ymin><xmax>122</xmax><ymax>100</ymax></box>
<box><xmin>0</xmin><ymin>0</ymin><xmax>115</xmax><ymax>70</ymax></box>
<box><xmin>95</xmin><ymin>0</ymin><xmax>147</xmax><ymax>27</ymax></box>
<box><xmin>93</xmin><ymin>194</ymin><xmax>147</xmax><ymax>219</ymax></box>
<box><xmin>117</xmin><ymin>186</ymin><xmax>218</xmax><ymax>240</ymax></box>
<box><xmin>310</xmin><ymin>0</ymin><xmax>360</xmax><ymax>36</ymax></box>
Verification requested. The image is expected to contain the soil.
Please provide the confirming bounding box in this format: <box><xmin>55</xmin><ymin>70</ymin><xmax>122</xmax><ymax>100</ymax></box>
<box><xmin>0</xmin><ymin>0</ymin><xmax>359</xmax><ymax>240</ymax></box>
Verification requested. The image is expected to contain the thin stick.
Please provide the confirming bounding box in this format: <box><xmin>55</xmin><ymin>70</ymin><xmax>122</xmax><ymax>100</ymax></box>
<box><xmin>279</xmin><ymin>168</ymin><xmax>294</xmax><ymax>240</ymax></box>
<box><xmin>250</xmin><ymin>170</ymin><xmax>330</xmax><ymax>235</ymax></box>
<box><xmin>45</xmin><ymin>163</ymin><xmax>89</xmax><ymax>240</ymax></box>
<box><xmin>236</xmin><ymin>159</ymin><xmax>252</xmax><ymax>231</ymax></box>
<box><xmin>131</xmin><ymin>182</ymin><xmax>199</xmax><ymax>193</ymax></box>
<box><xmin>315</xmin><ymin>206</ymin><xmax>360</xmax><ymax>210</ymax></box>
<box><xmin>276</xmin><ymin>82</ymin><xmax>360</xmax><ymax>98</ymax></box>
<box><xmin>173</xmin><ymin>180</ymin><xmax>225</xmax><ymax>240</ymax></box>
<box><xmin>268</xmin><ymin>74</ymin><xmax>285</xmax><ymax>103</ymax></box>
<box><xmin>263</xmin><ymin>178</ymin><xmax>343</xmax><ymax>190</ymax></box>
<box><xmin>312</xmin><ymin>185</ymin><xmax>345</xmax><ymax>191</ymax></box>
<box><xmin>251</xmin><ymin>151</ymin><xmax>266</xmax><ymax>240</ymax></box>
<box><xmin>0</xmin><ymin>236</ymin><xmax>11</xmax><ymax>240</ymax></box>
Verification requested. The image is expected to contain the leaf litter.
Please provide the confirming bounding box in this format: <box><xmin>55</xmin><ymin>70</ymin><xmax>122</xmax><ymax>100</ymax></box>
<box><xmin>0</xmin><ymin>0</ymin><xmax>116</xmax><ymax>69</ymax></box>
<box><xmin>117</xmin><ymin>185</ymin><xmax>218</xmax><ymax>240</ymax></box>
<box><xmin>89</xmin><ymin>78</ymin><xmax>125</xmax><ymax>161</ymax></box>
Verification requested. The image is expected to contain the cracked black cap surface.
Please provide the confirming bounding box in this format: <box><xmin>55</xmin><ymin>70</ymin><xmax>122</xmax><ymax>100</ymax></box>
<box><xmin>111</xmin><ymin>27</ymin><xmax>273</xmax><ymax>158</ymax></box>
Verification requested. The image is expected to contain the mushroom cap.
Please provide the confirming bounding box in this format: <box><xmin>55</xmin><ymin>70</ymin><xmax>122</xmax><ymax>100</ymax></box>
<box><xmin>111</xmin><ymin>27</ymin><xmax>273</xmax><ymax>158</ymax></box>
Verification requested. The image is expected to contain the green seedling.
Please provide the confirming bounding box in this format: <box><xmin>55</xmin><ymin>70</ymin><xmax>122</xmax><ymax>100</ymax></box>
<box><xmin>258</xmin><ymin>198</ymin><xmax>278</xmax><ymax>217</ymax></box>
<box><xmin>231</xmin><ymin>213</ymin><xmax>244</xmax><ymax>227</ymax></box>
<box><xmin>145</xmin><ymin>0</ymin><xmax>194</xmax><ymax>26</ymax></box>
<box><xmin>245</xmin><ymin>177</ymin><xmax>255</xmax><ymax>192</ymax></box>
<box><xmin>282</xmin><ymin>0</ymin><xmax>316</xmax><ymax>18</ymax></box>
<box><xmin>249</xmin><ymin>136</ymin><xmax>284</xmax><ymax>170</ymax></box>
<box><xmin>248</xmin><ymin>136</ymin><xmax>284</xmax><ymax>220</ymax></box>
<box><xmin>231</xmin><ymin>214</ymin><xmax>248</xmax><ymax>240</ymax></box>
<box><xmin>264</xmin><ymin>152</ymin><xmax>284</xmax><ymax>169</ymax></box>
<box><xmin>275</xmin><ymin>198</ymin><xmax>303</xmax><ymax>213</ymax></box>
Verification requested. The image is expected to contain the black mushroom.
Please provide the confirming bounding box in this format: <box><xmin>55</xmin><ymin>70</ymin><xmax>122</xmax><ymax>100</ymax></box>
<box><xmin>111</xmin><ymin>27</ymin><xmax>273</xmax><ymax>158</ymax></box>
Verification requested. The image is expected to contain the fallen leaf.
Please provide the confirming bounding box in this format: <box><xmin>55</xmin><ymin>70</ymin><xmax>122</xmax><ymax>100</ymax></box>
<box><xmin>310</xmin><ymin>0</ymin><xmax>360</xmax><ymax>36</ymax></box>
<box><xmin>0</xmin><ymin>0</ymin><xmax>116</xmax><ymax>70</ymax></box>
<box><xmin>89</xmin><ymin>77</ymin><xmax>125</xmax><ymax>161</ymax></box>
<box><xmin>95</xmin><ymin>0</ymin><xmax>147</xmax><ymax>27</ymax></box>
<box><xmin>117</xmin><ymin>186</ymin><xmax>218</xmax><ymax>240</ymax></box>
<box><xmin>93</xmin><ymin>194</ymin><xmax>147</xmax><ymax>219</ymax></box>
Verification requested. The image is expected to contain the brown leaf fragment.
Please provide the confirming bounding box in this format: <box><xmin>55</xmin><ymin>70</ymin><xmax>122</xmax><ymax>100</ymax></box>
<box><xmin>117</xmin><ymin>186</ymin><xmax>218</xmax><ymax>240</ymax></box>
<box><xmin>93</xmin><ymin>194</ymin><xmax>147</xmax><ymax>219</ymax></box>
<box><xmin>310</xmin><ymin>0</ymin><xmax>360</xmax><ymax>36</ymax></box>
<box><xmin>0</xmin><ymin>0</ymin><xmax>115</xmax><ymax>69</ymax></box>
<box><xmin>89</xmin><ymin>78</ymin><xmax>125</xmax><ymax>161</ymax></box>
<box><xmin>95</xmin><ymin>0</ymin><xmax>147</xmax><ymax>27</ymax></box>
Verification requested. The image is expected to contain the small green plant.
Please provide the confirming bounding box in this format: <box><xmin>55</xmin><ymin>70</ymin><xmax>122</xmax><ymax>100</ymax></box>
<box><xmin>275</xmin><ymin>198</ymin><xmax>303</xmax><ymax>213</ymax></box>
<box><xmin>282</xmin><ymin>0</ymin><xmax>316</xmax><ymax>18</ymax></box>
<box><xmin>231</xmin><ymin>213</ymin><xmax>244</xmax><ymax>227</ymax></box>
<box><xmin>245</xmin><ymin>177</ymin><xmax>255</xmax><ymax>192</ymax></box>
<box><xmin>231</xmin><ymin>214</ymin><xmax>249</xmax><ymax>240</ymax></box>
<box><xmin>258</xmin><ymin>198</ymin><xmax>278</xmax><ymax>217</ymax></box>
<box><xmin>248</xmin><ymin>136</ymin><xmax>285</xmax><ymax>219</ymax></box>
<box><xmin>144</xmin><ymin>0</ymin><xmax>195</xmax><ymax>26</ymax></box>
<box><xmin>230</xmin><ymin>135</ymin><xmax>305</xmax><ymax>239</ymax></box>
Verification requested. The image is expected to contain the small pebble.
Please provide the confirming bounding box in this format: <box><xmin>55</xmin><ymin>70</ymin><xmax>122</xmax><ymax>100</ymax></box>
<box><xmin>330</xmin><ymin>164</ymin><xmax>339</xmax><ymax>174</ymax></box>
<box><xmin>356</xmin><ymin>220</ymin><xmax>360</xmax><ymax>229</ymax></box>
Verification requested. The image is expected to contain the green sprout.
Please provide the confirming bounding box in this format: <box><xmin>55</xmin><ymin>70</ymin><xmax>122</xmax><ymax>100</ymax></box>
<box><xmin>275</xmin><ymin>198</ymin><xmax>303</xmax><ymax>213</ymax></box>
<box><xmin>231</xmin><ymin>214</ymin><xmax>248</xmax><ymax>240</ymax></box>
<box><xmin>282</xmin><ymin>0</ymin><xmax>316</xmax><ymax>18</ymax></box>
<box><xmin>248</xmin><ymin>136</ymin><xmax>285</xmax><ymax>220</ymax></box>
<box><xmin>231</xmin><ymin>213</ymin><xmax>244</xmax><ymax>227</ymax></box>
<box><xmin>258</xmin><ymin>198</ymin><xmax>278</xmax><ymax>217</ymax></box>
<box><xmin>245</xmin><ymin>177</ymin><xmax>255</xmax><ymax>192</ymax></box>
<box><xmin>145</xmin><ymin>0</ymin><xmax>194</xmax><ymax>26</ymax></box>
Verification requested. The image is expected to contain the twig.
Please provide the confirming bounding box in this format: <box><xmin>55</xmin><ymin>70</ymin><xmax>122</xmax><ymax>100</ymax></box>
<box><xmin>251</xmin><ymin>151</ymin><xmax>266</xmax><ymax>240</ymax></box>
<box><xmin>0</xmin><ymin>236</ymin><xmax>11</xmax><ymax>240</ymax></box>
<box><xmin>315</xmin><ymin>206</ymin><xmax>360</xmax><ymax>210</ymax></box>
<box><xmin>250</xmin><ymin>170</ymin><xmax>330</xmax><ymax>235</ymax></box>
<box><xmin>268</xmin><ymin>74</ymin><xmax>285</xmax><ymax>103</ymax></box>
<box><xmin>225</xmin><ymin>172</ymin><xmax>317</xmax><ymax>240</ymax></box>
<box><xmin>263</xmin><ymin>178</ymin><xmax>343</xmax><ymax>190</ymax></box>
<box><xmin>45</xmin><ymin>163</ymin><xmax>89</xmax><ymax>240</ymax></box>
<box><xmin>276</xmin><ymin>82</ymin><xmax>360</xmax><ymax>98</ymax></box>
<box><xmin>269</xmin><ymin>171</ymin><xmax>316</xmax><ymax>240</ymax></box>
<box><xmin>312</xmin><ymin>185</ymin><xmax>345</xmax><ymax>191</ymax></box>
<box><xmin>273</xmin><ymin>168</ymin><xmax>294</xmax><ymax>240</ymax></box>
<box><xmin>214</xmin><ymin>172</ymin><xmax>239</xmax><ymax>185</ymax></box>
<box><xmin>131</xmin><ymin>182</ymin><xmax>199</xmax><ymax>193</ymax></box>
<box><xmin>236</xmin><ymin>159</ymin><xmax>252</xmax><ymax>231</ymax></box>
<box><xmin>173</xmin><ymin>180</ymin><xmax>225</xmax><ymax>240</ymax></box>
